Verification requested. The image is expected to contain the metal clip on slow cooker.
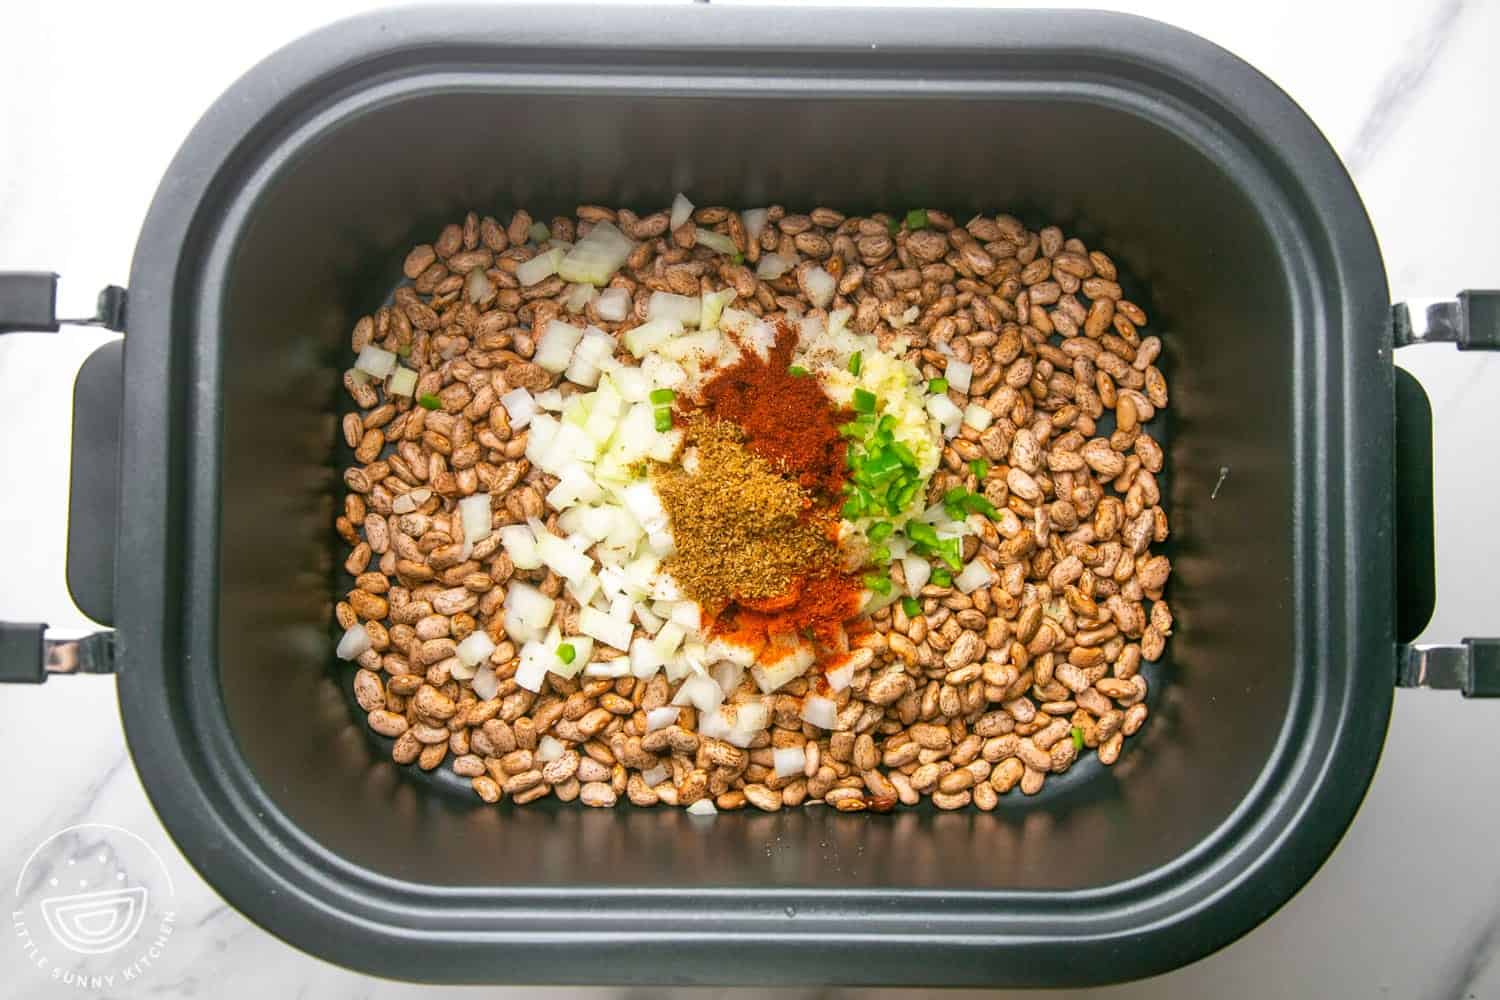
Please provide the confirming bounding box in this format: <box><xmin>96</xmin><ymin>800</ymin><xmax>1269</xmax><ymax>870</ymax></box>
<box><xmin>1391</xmin><ymin>291</ymin><xmax>1500</xmax><ymax>697</ymax></box>
<box><xmin>0</xmin><ymin>271</ymin><xmax>124</xmax><ymax>684</ymax></box>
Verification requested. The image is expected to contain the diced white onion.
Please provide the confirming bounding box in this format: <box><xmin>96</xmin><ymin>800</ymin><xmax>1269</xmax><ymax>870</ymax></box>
<box><xmin>648</xmin><ymin>291</ymin><xmax>701</xmax><ymax>328</ymax></box>
<box><xmin>503</xmin><ymin>582</ymin><xmax>555</xmax><ymax>643</ymax></box>
<box><xmin>755</xmin><ymin>253</ymin><xmax>793</xmax><ymax>280</ymax></box>
<box><xmin>459</xmin><ymin>493</ymin><xmax>492</xmax><ymax>546</ymax></box>
<box><xmin>686</xmin><ymin>798</ymin><xmax>717</xmax><ymax>816</ymax></box>
<box><xmin>528</xmin><ymin>221</ymin><xmax>552</xmax><ymax>244</ymax></box>
<box><xmin>712</xmin><ymin>661</ymin><xmax>744</xmax><ymax>697</ymax></box>
<box><xmin>955</xmin><ymin>559</ymin><xmax>996</xmax><ymax>594</ymax></box>
<box><xmin>670</xmin><ymin>192</ymin><xmax>694</xmax><ymax>230</ymax></box>
<box><xmin>944</xmin><ymin>358</ymin><xmax>973</xmax><ymax>394</ymax></box>
<box><xmin>672</xmin><ymin>674</ymin><xmax>725</xmax><ymax>714</ymax></box>
<box><xmin>695</xmin><ymin>228</ymin><xmax>737</xmax><ymax>255</ymax></box>
<box><xmin>773</xmin><ymin>746</ymin><xmax>806</xmax><ymax>779</ymax></box>
<box><xmin>801</xmin><ymin>695</ymin><xmax>838</xmax><ymax>730</ymax></box>
<box><xmin>596</xmin><ymin>286</ymin><xmax>631</xmax><ymax>322</ymax></box>
<box><xmin>731</xmin><ymin>700</ymin><xmax>769</xmax><ymax>734</ymax></box>
<box><xmin>335</xmin><ymin>624</ymin><xmax>372</xmax><ymax>661</ymax></box>
<box><xmin>562</xmin><ymin>282</ymin><xmax>596</xmax><ymax>313</ymax></box>
<box><xmin>517</xmin><ymin>247</ymin><xmax>565</xmax><ymax>286</ymax></box>
<box><xmin>536</xmin><ymin>735</ymin><xmax>565</xmax><ymax>762</ymax></box>
<box><xmin>826</xmin><ymin>662</ymin><xmax>854</xmax><ymax>692</ymax></box>
<box><xmin>669</xmin><ymin>602</ymin><xmax>702</xmax><ymax>635</ymax></box>
<box><xmin>466</xmin><ymin>267</ymin><xmax>494</xmax><ymax>304</ymax></box>
<box><xmin>580</xmin><ymin>605</ymin><xmax>633</xmax><ymax>651</ymax></box>
<box><xmin>750</xmin><ymin>643</ymin><xmax>816</xmax><ymax>694</ymax></box>
<box><xmin>623</xmin><ymin>317</ymin><xmax>684</xmax><ymax>357</ymax></box>
<box><xmin>698</xmin><ymin>288</ymin><xmax>737</xmax><ymax>331</ymax></box>
<box><xmin>535</xmin><ymin>319</ymin><xmax>584</xmax><ymax>373</ymax></box>
<box><xmin>742</xmin><ymin>208</ymin><xmax>768</xmax><ymax>243</ymax></box>
<box><xmin>471</xmin><ymin>666</ymin><xmax>500</xmax><ymax>700</ymax></box>
<box><xmin>901</xmin><ymin>555</ymin><xmax>931</xmax><ymax>596</ymax></box>
<box><xmin>640</xmin><ymin>764</ymin><xmax>670</xmax><ymax>788</ymax></box>
<box><xmin>805</xmin><ymin>266</ymin><xmax>836</xmax><ymax>309</ymax></box>
<box><xmin>387</xmin><ymin>367</ymin><xmax>417</xmax><ymax>397</ymax></box>
<box><xmin>536</xmin><ymin>530</ymin><xmax>593</xmax><ymax>582</ymax></box>
<box><xmin>499</xmin><ymin>524</ymin><xmax>542</xmax><ymax>570</ymax></box>
<box><xmin>926</xmin><ymin>394</ymin><xmax>963</xmax><ymax>438</ymax></box>
<box><xmin>456</xmin><ymin>630</ymin><xmax>496</xmax><ymax>668</ymax></box>
<box><xmin>646</xmin><ymin>706</ymin><xmax>680</xmax><ymax>732</ymax></box>
<box><xmin>964</xmin><ymin>402</ymin><xmax>993</xmax><ymax>430</ymax></box>
<box><xmin>583</xmin><ymin>660</ymin><xmax>629</xmax><ymax>678</ymax></box>
<box><xmin>559</xmin><ymin>221</ymin><xmax>634</xmax><ymax>287</ymax></box>
<box><xmin>355</xmin><ymin>345</ymin><xmax>397</xmax><ymax>379</ymax></box>
<box><xmin>515</xmin><ymin>641</ymin><xmax>550</xmax><ymax>691</ymax></box>
<box><xmin>550</xmin><ymin>636</ymin><xmax>592</xmax><ymax>679</ymax></box>
<box><xmin>500</xmin><ymin>387</ymin><xmax>537</xmax><ymax>430</ymax></box>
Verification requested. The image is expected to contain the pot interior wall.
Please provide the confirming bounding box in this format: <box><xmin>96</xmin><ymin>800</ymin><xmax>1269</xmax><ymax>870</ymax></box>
<box><xmin>216</xmin><ymin>88</ymin><xmax>1294</xmax><ymax>891</ymax></box>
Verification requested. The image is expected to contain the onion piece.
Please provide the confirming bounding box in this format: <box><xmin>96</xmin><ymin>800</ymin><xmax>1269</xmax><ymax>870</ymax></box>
<box><xmin>640</xmin><ymin>764</ymin><xmax>670</xmax><ymax>788</ymax></box>
<box><xmin>825</xmin><ymin>662</ymin><xmax>854</xmax><ymax>693</ymax></box>
<box><xmin>550</xmin><ymin>636</ymin><xmax>592</xmax><ymax>679</ymax></box>
<box><xmin>804</xmin><ymin>266</ymin><xmax>836</xmax><ymax>309</ymax></box>
<box><xmin>901</xmin><ymin>555</ymin><xmax>931</xmax><ymax>596</ymax></box>
<box><xmin>751</xmin><ymin>643</ymin><xmax>816</xmax><ymax>694</ymax></box>
<box><xmin>800</xmin><ymin>694</ymin><xmax>838</xmax><ymax>730</ymax></box>
<box><xmin>580</xmin><ymin>605</ymin><xmax>633</xmax><ymax>651</ymax></box>
<box><xmin>335</xmin><ymin>624</ymin><xmax>372</xmax><ymax>661</ymax></box>
<box><xmin>534</xmin><ymin>319</ymin><xmax>584</xmax><ymax>373</ymax></box>
<box><xmin>686</xmin><ymin>798</ymin><xmax>717</xmax><ymax>816</ymax></box>
<box><xmin>503</xmin><ymin>581</ymin><xmax>555</xmax><ymax>643</ymax></box>
<box><xmin>459</xmin><ymin>493</ymin><xmax>492</xmax><ymax>546</ymax></box>
<box><xmin>456</xmin><ymin>630</ymin><xmax>496</xmax><ymax>668</ymax></box>
<box><xmin>386</xmin><ymin>366</ymin><xmax>417</xmax><ymax>397</ymax></box>
<box><xmin>559</xmin><ymin>220</ymin><xmax>634</xmax><ymax>286</ymax></box>
<box><xmin>926</xmin><ymin>394</ymin><xmax>963</xmax><ymax>438</ymax></box>
<box><xmin>773</xmin><ymin>746</ymin><xmax>806</xmax><ymax>779</ymax></box>
<box><xmin>500</xmin><ymin>387</ymin><xmax>537</xmax><ymax>430</ymax></box>
<box><xmin>596</xmin><ymin>286</ymin><xmax>631</xmax><ymax>322</ymax></box>
<box><xmin>712</xmin><ymin>661</ymin><xmax>744</xmax><ymax>697</ymax></box>
<box><xmin>465</xmin><ymin>267</ymin><xmax>494</xmax><ymax>304</ymax></box>
<box><xmin>646</xmin><ymin>706</ymin><xmax>680</xmax><ymax>733</ymax></box>
<box><xmin>742</xmin><ymin>207</ymin><xmax>768</xmax><ymax>243</ymax></box>
<box><xmin>963</xmin><ymin>402</ymin><xmax>994</xmax><ymax>430</ymax></box>
<box><xmin>471</xmin><ymin>666</ymin><xmax>500</xmax><ymax>700</ymax></box>
<box><xmin>648</xmin><ymin>291</ymin><xmax>701</xmax><ymax>328</ymax></box>
<box><xmin>515</xmin><ymin>640</ymin><xmax>550</xmax><ymax>691</ymax></box>
<box><xmin>536</xmin><ymin>530</ymin><xmax>593</xmax><ymax>582</ymax></box>
<box><xmin>670</xmin><ymin>192</ymin><xmax>694</xmax><ymax>230</ymax></box>
<box><xmin>955</xmin><ymin>559</ymin><xmax>996</xmax><ymax>594</ymax></box>
<box><xmin>528</xmin><ymin>221</ymin><xmax>552</xmax><ymax>244</ymax></box>
<box><xmin>562</xmin><ymin>282</ymin><xmax>596</xmax><ymax>313</ymax></box>
<box><xmin>695</xmin><ymin>228</ymin><xmax>737</xmax><ymax>255</ymax></box>
<box><xmin>355</xmin><ymin>345</ymin><xmax>397</xmax><ymax>379</ymax></box>
<box><xmin>944</xmin><ymin>358</ymin><xmax>973</xmax><ymax>394</ymax></box>
<box><xmin>516</xmin><ymin>247</ymin><xmax>565</xmax><ymax>286</ymax></box>
<box><xmin>536</xmin><ymin>735</ymin><xmax>565</xmax><ymax>763</ymax></box>
<box><xmin>499</xmin><ymin>524</ymin><xmax>542</xmax><ymax>570</ymax></box>
<box><xmin>583</xmin><ymin>660</ymin><xmax>629</xmax><ymax>679</ymax></box>
<box><xmin>755</xmin><ymin>253</ymin><xmax>793</xmax><ymax>280</ymax></box>
<box><xmin>672</xmin><ymin>674</ymin><xmax>725</xmax><ymax>714</ymax></box>
<box><xmin>623</xmin><ymin>316</ymin><xmax>684</xmax><ymax>357</ymax></box>
<box><xmin>698</xmin><ymin>288</ymin><xmax>737</xmax><ymax>331</ymax></box>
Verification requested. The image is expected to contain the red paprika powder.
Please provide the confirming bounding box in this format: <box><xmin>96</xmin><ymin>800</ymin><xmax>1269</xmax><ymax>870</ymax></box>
<box><xmin>697</xmin><ymin>324</ymin><xmax>849</xmax><ymax>497</ymax></box>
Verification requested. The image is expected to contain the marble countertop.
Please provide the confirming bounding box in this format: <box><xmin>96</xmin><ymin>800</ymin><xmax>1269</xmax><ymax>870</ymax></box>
<box><xmin>2</xmin><ymin>1</ymin><xmax>1498</xmax><ymax>997</ymax></box>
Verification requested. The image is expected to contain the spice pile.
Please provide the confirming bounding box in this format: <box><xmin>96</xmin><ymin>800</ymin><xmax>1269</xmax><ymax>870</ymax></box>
<box><xmin>653</xmin><ymin>416</ymin><xmax>837</xmax><ymax>608</ymax></box>
<box><xmin>333</xmin><ymin>195</ymin><xmax>1174</xmax><ymax>813</ymax></box>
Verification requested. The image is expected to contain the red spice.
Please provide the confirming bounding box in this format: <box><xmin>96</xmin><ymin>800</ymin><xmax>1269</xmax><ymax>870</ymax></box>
<box><xmin>697</xmin><ymin>324</ymin><xmax>849</xmax><ymax>497</ymax></box>
<box><xmin>711</xmin><ymin>571</ymin><xmax>866</xmax><ymax>651</ymax></box>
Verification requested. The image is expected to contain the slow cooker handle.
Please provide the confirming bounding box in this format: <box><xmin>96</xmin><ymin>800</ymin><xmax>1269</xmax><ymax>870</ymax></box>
<box><xmin>1393</xmin><ymin>290</ymin><xmax>1500</xmax><ymax>697</ymax></box>
<box><xmin>0</xmin><ymin>272</ymin><xmax>124</xmax><ymax>684</ymax></box>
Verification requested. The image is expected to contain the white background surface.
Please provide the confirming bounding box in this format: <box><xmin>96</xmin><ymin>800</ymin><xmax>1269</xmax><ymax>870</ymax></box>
<box><xmin>1</xmin><ymin>1</ymin><xmax>1498</xmax><ymax>997</ymax></box>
